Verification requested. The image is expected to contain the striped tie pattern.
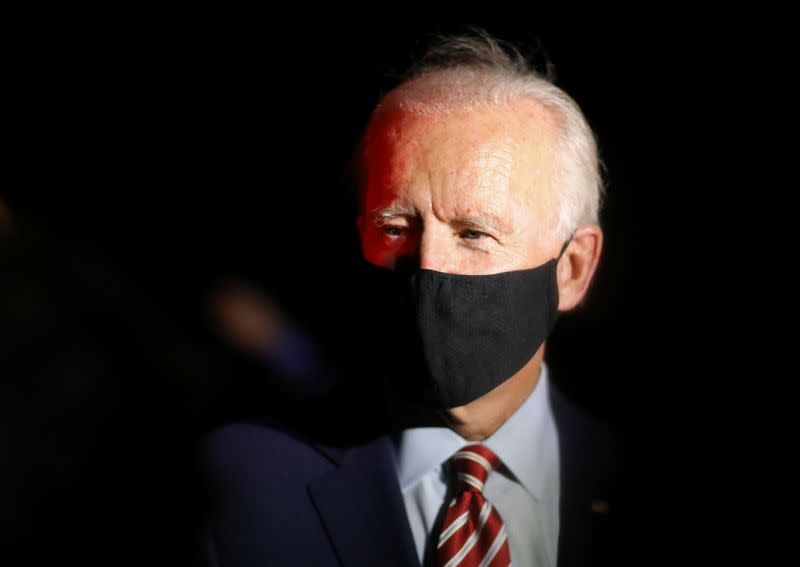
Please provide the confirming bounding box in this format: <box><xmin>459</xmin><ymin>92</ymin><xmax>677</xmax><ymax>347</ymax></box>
<box><xmin>435</xmin><ymin>445</ymin><xmax>511</xmax><ymax>567</ymax></box>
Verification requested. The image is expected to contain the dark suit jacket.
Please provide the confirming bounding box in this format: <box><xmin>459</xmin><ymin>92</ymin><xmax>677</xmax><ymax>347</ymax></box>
<box><xmin>197</xmin><ymin>383</ymin><xmax>624</xmax><ymax>566</ymax></box>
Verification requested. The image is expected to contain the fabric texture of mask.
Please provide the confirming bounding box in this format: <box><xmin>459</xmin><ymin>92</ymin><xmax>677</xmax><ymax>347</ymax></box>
<box><xmin>359</xmin><ymin>256</ymin><xmax>562</xmax><ymax>409</ymax></box>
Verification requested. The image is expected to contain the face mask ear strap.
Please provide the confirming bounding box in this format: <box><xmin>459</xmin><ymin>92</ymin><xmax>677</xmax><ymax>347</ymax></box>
<box><xmin>557</xmin><ymin>233</ymin><xmax>575</xmax><ymax>260</ymax></box>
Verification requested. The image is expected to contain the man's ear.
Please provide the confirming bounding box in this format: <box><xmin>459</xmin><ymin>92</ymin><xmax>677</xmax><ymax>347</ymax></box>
<box><xmin>556</xmin><ymin>225</ymin><xmax>603</xmax><ymax>312</ymax></box>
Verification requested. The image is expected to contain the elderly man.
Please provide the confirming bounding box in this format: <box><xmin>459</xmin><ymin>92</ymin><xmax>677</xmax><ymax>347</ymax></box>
<box><xmin>199</xmin><ymin>32</ymin><xmax>621</xmax><ymax>567</ymax></box>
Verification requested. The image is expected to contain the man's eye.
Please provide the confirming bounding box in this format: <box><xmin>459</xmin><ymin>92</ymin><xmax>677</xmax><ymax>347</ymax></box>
<box><xmin>382</xmin><ymin>226</ymin><xmax>405</xmax><ymax>237</ymax></box>
<box><xmin>460</xmin><ymin>229</ymin><xmax>485</xmax><ymax>240</ymax></box>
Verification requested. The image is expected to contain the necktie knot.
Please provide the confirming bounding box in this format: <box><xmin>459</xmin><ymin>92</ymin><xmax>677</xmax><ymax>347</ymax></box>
<box><xmin>450</xmin><ymin>444</ymin><xmax>500</xmax><ymax>494</ymax></box>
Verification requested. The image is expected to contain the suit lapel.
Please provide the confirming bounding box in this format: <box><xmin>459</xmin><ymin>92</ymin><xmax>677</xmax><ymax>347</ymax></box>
<box><xmin>308</xmin><ymin>435</ymin><xmax>420</xmax><ymax>567</ymax></box>
<box><xmin>550</xmin><ymin>384</ymin><xmax>606</xmax><ymax>567</ymax></box>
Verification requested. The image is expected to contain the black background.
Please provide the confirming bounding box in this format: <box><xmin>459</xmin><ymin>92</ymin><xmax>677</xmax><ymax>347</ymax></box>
<box><xmin>3</xmin><ymin>23</ymin><xmax>795</xmax><ymax>564</ymax></box>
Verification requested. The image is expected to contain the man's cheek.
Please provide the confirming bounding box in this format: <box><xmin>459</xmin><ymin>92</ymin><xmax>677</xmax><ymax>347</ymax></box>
<box><xmin>361</xmin><ymin>233</ymin><xmax>392</xmax><ymax>268</ymax></box>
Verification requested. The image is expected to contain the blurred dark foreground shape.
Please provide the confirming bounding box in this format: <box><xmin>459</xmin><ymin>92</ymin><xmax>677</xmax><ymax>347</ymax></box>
<box><xmin>0</xmin><ymin>203</ymin><xmax>217</xmax><ymax>566</ymax></box>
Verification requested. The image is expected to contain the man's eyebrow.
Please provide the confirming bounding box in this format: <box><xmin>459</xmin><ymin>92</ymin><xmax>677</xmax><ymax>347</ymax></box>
<box><xmin>369</xmin><ymin>207</ymin><xmax>416</xmax><ymax>224</ymax></box>
<box><xmin>452</xmin><ymin>212</ymin><xmax>513</xmax><ymax>235</ymax></box>
<box><xmin>368</xmin><ymin>207</ymin><xmax>513</xmax><ymax>234</ymax></box>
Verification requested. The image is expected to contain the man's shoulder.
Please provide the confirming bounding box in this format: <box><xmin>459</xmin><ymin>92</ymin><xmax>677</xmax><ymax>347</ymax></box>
<box><xmin>197</xmin><ymin>418</ymin><xmax>341</xmax><ymax>485</ymax></box>
<box><xmin>548</xmin><ymin>380</ymin><xmax>628</xmax><ymax>491</ymax></box>
<box><xmin>197</xmin><ymin>389</ymin><xmax>391</xmax><ymax>484</ymax></box>
<box><xmin>549</xmin><ymin>379</ymin><xmax>623</xmax><ymax>449</ymax></box>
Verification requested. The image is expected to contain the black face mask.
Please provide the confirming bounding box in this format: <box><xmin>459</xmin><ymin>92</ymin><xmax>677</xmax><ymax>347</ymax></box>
<box><xmin>358</xmin><ymin>241</ymin><xmax>568</xmax><ymax>409</ymax></box>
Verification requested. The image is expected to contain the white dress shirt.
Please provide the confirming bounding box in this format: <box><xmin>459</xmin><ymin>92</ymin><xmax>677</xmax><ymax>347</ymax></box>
<box><xmin>392</xmin><ymin>363</ymin><xmax>560</xmax><ymax>567</ymax></box>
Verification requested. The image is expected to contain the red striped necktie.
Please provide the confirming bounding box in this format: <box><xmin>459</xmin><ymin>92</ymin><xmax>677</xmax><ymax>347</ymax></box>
<box><xmin>435</xmin><ymin>444</ymin><xmax>511</xmax><ymax>567</ymax></box>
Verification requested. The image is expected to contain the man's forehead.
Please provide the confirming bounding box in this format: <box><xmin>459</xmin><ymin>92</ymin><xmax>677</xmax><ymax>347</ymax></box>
<box><xmin>363</xmin><ymin>101</ymin><xmax>554</xmax><ymax>207</ymax></box>
<box><xmin>364</xmin><ymin>98</ymin><xmax>554</xmax><ymax>149</ymax></box>
<box><xmin>364</xmin><ymin>101</ymin><xmax>554</xmax><ymax>179</ymax></box>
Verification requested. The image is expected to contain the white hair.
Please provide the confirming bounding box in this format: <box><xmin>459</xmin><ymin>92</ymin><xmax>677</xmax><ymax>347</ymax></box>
<box><xmin>362</xmin><ymin>32</ymin><xmax>604</xmax><ymax>241</ymax></box>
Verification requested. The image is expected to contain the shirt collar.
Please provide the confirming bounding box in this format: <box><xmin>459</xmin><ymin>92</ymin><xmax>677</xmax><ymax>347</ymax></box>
<box><xmin>392</xmin><ymin>363</ymin><xmax>558</xmax><ymax>502</ymax></box>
